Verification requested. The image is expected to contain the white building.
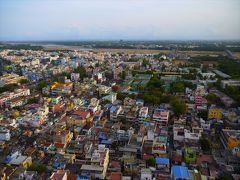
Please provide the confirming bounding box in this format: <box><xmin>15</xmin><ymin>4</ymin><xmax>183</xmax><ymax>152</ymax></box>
<box><xmin>0</xmin><ymin>127</ymin><xmax>11</xmax><ymax>141</ymax></box>
<box><xmin>138</xmin><ymin>107</ymin><xmax>149</xmax><ymax>120</ymax></box>
<box><xmin>140</xmin><ymin>168</ymin><xmax>152</xmax><ymax>180</ymax></box>
<box><xmin>102</xmin><ymin>93</ymin><xmax>117</xmax><ymax>103</ymax></box>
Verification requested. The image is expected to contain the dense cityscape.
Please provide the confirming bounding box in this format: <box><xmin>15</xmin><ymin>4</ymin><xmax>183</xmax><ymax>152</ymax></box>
<box><xmin>1</xmin><ymin>0</ymin><xmax>240</xmax><ymax>179</ymax></box>
<box><xmin>0</xmin><ymin>41</ymin><xmax>240</xmax><ymax>180</ymax></box>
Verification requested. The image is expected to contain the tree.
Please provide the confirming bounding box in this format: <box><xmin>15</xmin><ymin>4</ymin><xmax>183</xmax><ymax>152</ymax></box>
<box><xmin>205</xmin><ymin>93</ymin><xmax>222</xmax><ymax>106</ymax></box>
<box><xmin>147</xmin><ymin>75</ymin><xmax>164</xmax><ymax>89</ymax></box>
<box><xmin>121</xmin><ymin>70</ymin><xmax>126</xmax><ymax>80</ymax></box>
<box><xmin>102</xmin><ymin>99</ymin><xmax>111</xmax><ymax>105</ymax></box>
<box><xmin>160</xmin><ymin>94</ymin><xmax>172</xmax><ymax>103</ymax></box>
<box><xmin>19</xmin><ymin>79</ymin><xmax>28</xmax><ymax>84</ymax></box>
<box><xmin>74</xmin><ymin>66</ymin><xmax>87</xmax><ymax>79</ymax></box>
<box><xmin>170</xmin><ymin>81</ymin><xmax>185</xmax><ymax>94</ymax></box>
<box><xmin>120</xmin><ymin>117</ymin><xmax>127</xmax><ymax>124</ymax></box>
<box><xmin>144</xmin><ymin>94</ymin><xmax>160</xmax><ymax>105</ymax></box>
<box><xmin>27</xmin><ymin>97</ymin><xmax>38</xmax><ymax>104</ymax></box>
<box><xmin>61</xmin><ymin>71</ymin><xmax>71</xmax><ymax>79</ymax></box>
<box><xmin>146</xmin><ymin>158</ymin><xmax>156</xmax><ymax>167</ymax></box>
<box><xmin>28</xmin><ymin>163</ymin><xmax>47</xmax><ymax>173</ymax></box>
<box><xmin>200</xmin><ymin>138</ymin><xmax>210</xmax><ymax>151</ymax></box>
<box><xmin>197</xmin><ymin>111</ymin><xmax>208</xmax><ymax>120</ymax></box>
<box><xmin>117</xmin><ymin>92</ymin><xmax>127</xmax><ymax>101</ymax></box>
<box><xmin>170</xmin><ymin>98</ymin><xmax>187</xmax><ymax>116</ymax></box>
<box><xmin>105</xmin><ymin>71</ymin><xmax>113</xmax><ymax>80</ymax></box>
<box><xmin>38</xmin><ymin>80</ymin><xmax>48</xmax><ymax>90</ymax></box>
<box><xmin>142</xmin><ymin>59</ymin><xmax>150</xmax><ymax>67</ymax></box>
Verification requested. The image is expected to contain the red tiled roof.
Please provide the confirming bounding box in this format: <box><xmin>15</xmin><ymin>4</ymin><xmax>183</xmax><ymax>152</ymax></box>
<box><xmin>54</xmin><ymin>143</ymin><xmax>65</xmax><ymax>149</ymax></box>
<box><xmin>67</xmin><ymin>174</ymin><xmax>78</xmax><ymax>180</ymax></box>
<box><xmin>72</xmin><ymin>110</ymin><xmax>90</xmax><ymax>119</ymax></box>
<box><xmin>110</xmin><ymin>172</ymin><xmax>122</xmax><ymax>180</ymax></box>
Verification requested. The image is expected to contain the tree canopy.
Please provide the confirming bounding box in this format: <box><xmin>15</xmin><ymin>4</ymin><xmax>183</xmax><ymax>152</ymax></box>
<box><xmin>170</xmin><ymin>97</ymin><xmax>187</xmax><ymax>116</ymax></box>
<box><xmin>205</xmin><ymin>93</ymin><xmax>222</xmax><ymax>106</ymax></box>
<box><xmin>170</xmin><ymin>81</ymin><xmax>185</xmax><ymax>94</ymax></box>
<box><xmin>200</xmin><ymin>138</ymin><xmax>211</xmax><ymax>152</ymax></box>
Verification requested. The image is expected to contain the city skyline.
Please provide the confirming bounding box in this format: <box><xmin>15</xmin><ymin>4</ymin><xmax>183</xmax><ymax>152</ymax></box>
<box><xmin>0</xmin><ymin>0</ymin><xmax>240</xmax><ymax>41</ymax></box>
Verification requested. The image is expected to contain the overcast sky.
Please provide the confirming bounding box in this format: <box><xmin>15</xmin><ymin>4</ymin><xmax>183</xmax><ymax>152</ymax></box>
<box><xmin>0</xmin><ymin>0</ymin><xmax>239</xmax><ymax>41</ymax></box>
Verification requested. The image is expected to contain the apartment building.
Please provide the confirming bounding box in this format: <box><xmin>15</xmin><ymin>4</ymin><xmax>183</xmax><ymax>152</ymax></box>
<box><xmin>0</xmin><ymin>73</ymin><xmax>26</xmax><ymax>87</ymax></box>
<box><xmin>152</xmin><ymin>108</ymin><xmax>169</xmax><ymax>126</ymax></box>
<box><xmin>0</xmin><ymin>88</ymin><xmax>30</xmax><ymax>106</ymax></box>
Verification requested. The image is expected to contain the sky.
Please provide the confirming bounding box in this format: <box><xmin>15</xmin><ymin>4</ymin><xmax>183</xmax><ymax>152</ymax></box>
<box><xmin>0</xmin><ymin>0</ymin><xmax>240</xmax><ymax>41</ymax></box>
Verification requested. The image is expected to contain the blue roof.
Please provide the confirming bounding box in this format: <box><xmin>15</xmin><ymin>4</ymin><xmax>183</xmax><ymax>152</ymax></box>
<box><xmin>77</xmin><ymin>177</ymin><xmax>89</xmax><ymax>180</ymax></box>
<box><xmin>95</xmin><ymin>126</ymin><xmax>103</xmax><ymax>128</ymax></box>
<box><xmin>4</xmin><ymin>155</ymin><xmax>12</xmax><ymax>164</ymax></box>
<box><xmin>172</xmin><ymin>165</ymin><xmax>190</xmax><ymax>179</ymax></box>
<box><xmin>99</xmin><ymin>132</ymin><xmax>107</xmax><ymax>140</ymax></box>
<box><xmin>155</xmin><ymin>157</ymin><xmax>169</xmax><ymax>165</ymax></box>
<box><xmin>100</xmin><ymin>140</ymin><xmax>112</xmax><ymax>145</ymax></box>
<box><xmin>52</xmin><ymin>161</ymin><xmax>60</xmax><ymax>168</ymax></box>
<box><xmin>110</xmin><ymin>106</ymin><xmax>117</xmax><ymax>113</ymax></box>
<box><xmin>104</xmin><ymin>103</ymin><xmax>112</xmax><ymax>109</ymax></box>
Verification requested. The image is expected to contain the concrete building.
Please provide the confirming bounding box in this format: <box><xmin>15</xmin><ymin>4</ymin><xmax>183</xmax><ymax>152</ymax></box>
<box><xmin>0</xmin><ymin>127</ymin><xmax>11</xmax><ymax>141</ymax></box>
<box><xmin>152</xmin><ymin>108</ymin><xmax>169</xmax><ymax>126</ymax></box>
<box><xmin>221</xmin><ymin>80</ymin><xmax>240</xmax><ymax>88</ymax></box>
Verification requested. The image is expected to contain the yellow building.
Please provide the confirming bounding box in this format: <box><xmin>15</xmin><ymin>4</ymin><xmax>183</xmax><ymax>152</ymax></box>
<box><xmin>208</xmin><ymin>107</ymin><xmax>222</xmax><ymax>119</ymax></box>
<box><xmin>22</xmin><ymin>157</ymin><xmax>32</xmax><ymax>169</ymax></box>
<box><xmin>228</xmin><ymin>136</ymin><xmax>240</xmax><ymax>150</ymax></box>
<box><xmin>0</xmin><ymin>73</ymin><xmax>26</xmax><ymax>86</ymax></box>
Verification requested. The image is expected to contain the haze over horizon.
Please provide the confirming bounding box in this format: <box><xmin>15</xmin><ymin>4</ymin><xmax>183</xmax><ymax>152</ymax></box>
<box><xmin>0</xmin><ymin>0</ymin><xmax>240</xmax><ymax>41</ymax></box>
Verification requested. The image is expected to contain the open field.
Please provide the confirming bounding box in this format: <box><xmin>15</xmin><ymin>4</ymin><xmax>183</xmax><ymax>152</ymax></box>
<box><xmin>41</xmin><ymin>44</ymin><xmax>240</xmax><ymax>60</ymax></box>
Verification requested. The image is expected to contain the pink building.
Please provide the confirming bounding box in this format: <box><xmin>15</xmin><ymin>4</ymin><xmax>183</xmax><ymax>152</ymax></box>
<box><xmin>195</xmin><ymin>95</ymin><xmax>203</xmax><ymax>107</ymax></box>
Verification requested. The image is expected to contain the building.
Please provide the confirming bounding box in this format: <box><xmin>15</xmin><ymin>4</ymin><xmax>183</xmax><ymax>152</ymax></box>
<box><xmin>0</xmin><ymin>88</ymin><xmax>30</xmax><ymax>106</ymax></box>
<box><xmin>5</xmin><ymin>97</ymin><xmax>27</xmax><ymax>108</ymax></box>
<box><xmin>152</xmin><ymin>136</ymin><xmax>167</xmax><ymax>154</ymax></box>
<box><xmin>67</xmin><ymin>110</ymin><xmax>92</xmax><ymax>127</ymax></box>
<box><xmin>98</xmin><ymin>85</ymin><xmax>111</xmax><ymax>96</ymax></box>
<box><xmin>213</xmin><ymin>70</ymin><xmax>231</xmax><ymax>79</ymax></box>
<box><xmin>0</xmin><ymin>73</ymin><xmax>26</xmax><ymax>87</ymax></box>
<box><xmin>88</xmin><ymin>98</ymin><xmax>100</xmax><ymax>113</ymax></box>
<box><xmin>221</xmin><ymin>80</ymin><xmax>240</xmax><ymax>88</ymax></box>
<box><xmin>138</xmin><ymin>106</ymin><xmax>148</xmax><ymax>121</ymax></box>
<box><xmin>0</xmin><ymin>127</ymin><xmax>11</xmax><ymax>141</ymax></box>
<box><xmin>110</xmin><ymin>106</ymin><xmax>123</xmax><ymax>121</ymax></box>
<box><xmin>102</xmin><ymin>93</ymin><xmax>117</xmax><ymax>103</ymax></box>
<box><xmin>53</xmin><ymin>130</ymin><xmax>73</xmax><ymax>149</ymax></box>
<box><xmin>195</xmin><ymin>95</ymin><xmax>203</xmax><ymax>107</ymax></box>
<box><xmin>171</xmin><ymin>165</ymin><xmax>190</xmax><ymax>180</ymax></box>
<box><xmin>152</xmin><ymin>108</ymin><xmax>169</xmax><ymax>126</ymax></box>
<box><xmin>155</xmin><ymin>157</ymin><xmax>170</xmax><ymax>172</ymax></box>
<box><xmin>140</xmin><ymin>168</ymin><xmax>152</xmax><ymax>180</ymax></box>
<box><xmin>71</xmin><ymin>73</ymin><xmax>80</xmax><ymax>82</ymax></box>
<box><xmin>208</xmin><ymin>105</ymin><xmax>222</xmax><ymax>120</ymax></box>
<box><xmin>113</xmin><ymin>66</ymin><xmax>123</xmax><ymax>80</ymax></box>
<box><xmin>50</xmin><ymin>170</ymin><xmax>84</xmax><ymax>180</ymax></box>
<box><xmin>220</xmin><ymin>129</ymin><xmax>240</xmax><ymax>150</ymax></box>
<box><xmin>81</xmin><ymin>145</ymin><xmax>109</xmax><ymax>179</ymax></box>
<box><xmin>51</xmin><ymin>82</ymin><xmax>73</xmax><ymax>95</ymax></box>
<box><xmin>4</xmin><ymin>151</ymin><xmax>32</xmax><ymax>168</ymax></box>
